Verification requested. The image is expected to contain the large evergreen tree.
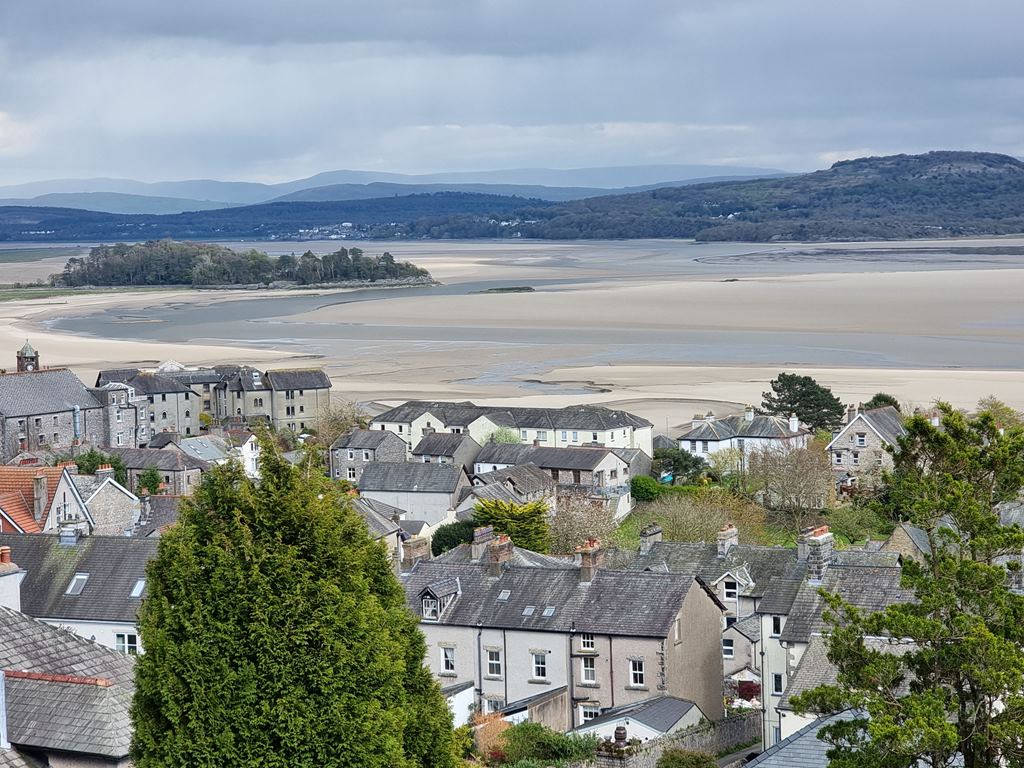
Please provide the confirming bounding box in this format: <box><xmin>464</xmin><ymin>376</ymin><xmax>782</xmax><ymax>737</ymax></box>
<box><xmin>131</xmin><ymin>436</ymin><xmax>457</xmax><ymax>768</ymax></box>
<box><xmin>792</xmin><ymin>405</ymin><xmax>1024</xmax><ymax>768</ymax></box>
<box><xmin>761</xmin><ymin>372</ymin><xmax>845</xmax><ymax>431</ymax></box>
<box><xmin>473</xmin><ymin>499</ymin><xmax>551</xmax><ymax>553</ymax></box>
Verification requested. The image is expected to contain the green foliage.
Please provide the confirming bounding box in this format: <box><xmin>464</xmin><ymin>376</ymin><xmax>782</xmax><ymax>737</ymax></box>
<box><xmin>863</xmin><ymin>392</ymin><xmax>901</xmax><ymax>411</ymax></box>
<box><xmin>761</xmin><ymin>372</ymin><xmax>845</xmax><ymax>432</ymax></box>
<box><xmin>430</xmin><ymin>520</ymin><xmax>476</xmax><ymax>557</ymax></box>
<box><xmin>131</xmin><ymin>435</ymin><xmax>457</xmax><ymax>768</ymax></box>
<box><xmin>451</xmin><ymin>724</ymin><xmax>475</xmax><ymax>760</ymax></box>
<box><xmin>137</xmin><ymin>467</ymin><xmax>163</xmax><ymax>496</ymax></box>
<box><xmin>485</xmin><ymin>427</ymin><xmax>522</xmax><ymax>444</ymax></box>
<box><xmin>791</xmin><ymin>404</ymin><xmax>1024</xmax><ymax>768</ymax></box>
<box><xmin>656</xmin><ymin>748</ymin><xmax>718</xmax><ymax>768</ymax></box>
<box><xmin>472</xmin><ymin>499</ymin><xmax>550</xmax><ymax>553</ymax></box>
<box><xmin>631</xmin><ymin>474</ymin><xmax>662</xmax><ymax>502</ymax></box>
<box><xmin>198</xmin><ymin>411</ymin><xmax>214</xmax><ymax>428</ymax></box>
<box><xmin>500</xmin><ymin>721</ymin><xmax>600</xmax><ymax>765</ymax></box>
<box><xmin>652</xmin><ymin>447</ymin><xmax>707</xmax><ymax>484</ymax></box>
<box><xmin>824</xmin><ymin>503</ymin><xmax>892</xmax><ymax>545</ymax></box>
<box><xmin>975</xmin><ymin>395</ymin><xmax>1023</xmax><ymax>429</ymax></box>
<box><xmin>62</xmin><ymin>447</ymin><xmax>128</xmax><ymax>486</ymax></box>
<box><xmin>56</xmin><ymin>240</ymin><xmax>429</xmax><ymax>288</ymax></box>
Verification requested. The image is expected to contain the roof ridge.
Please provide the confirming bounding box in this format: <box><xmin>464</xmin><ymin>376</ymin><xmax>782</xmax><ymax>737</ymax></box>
<box><xmin>5</xmin><ymin>669</ymin><xmax>112</xmax><ymax>687</ymax></box>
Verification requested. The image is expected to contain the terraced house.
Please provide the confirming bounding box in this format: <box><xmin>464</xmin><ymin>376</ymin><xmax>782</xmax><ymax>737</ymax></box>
<box><xmin>371</xmin><ymin>401</ymin><xmax>654</xmax><ymax>457</ymax></box>
<box><xmin>404</xmin><ymin>531</ymin><xmax>724</xmax><ymax>732</ymax></box>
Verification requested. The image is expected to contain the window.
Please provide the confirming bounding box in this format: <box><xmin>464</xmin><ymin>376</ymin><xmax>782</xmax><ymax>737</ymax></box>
<box><xmin>487</xmin><ymin>650</ymin><xmax>502</xmax><ymax>676</ymax></box>
<box><xmin>572</xmin><ymin>431</ymin><xmax>578</xmax><ymax>441</ymax></box>
<box><xmin>856</xmin><ymin>433</ymin><xmax>867</xmax><ymax>447</ymax></box>
<box><xmin>497</xmin><ymin>589</ymin><xmax>511</xmax><ymax>602</ymax></box>
<box><xmin>116</xmin><ymin>432</ymin><xmax>124</xmax><ymax>446</ymax></box>
<box><xmin>772</xmin><ymin>673</ymin><xmax>784</xmax><ymax>695</ymax></box>
<box><xmin>542</xmin><ymin>606</ymin><xmax>555</xmax><ymax>618</ymax></box>
<box><xmin>52</xmin><ymin>415</ymin><xmax>58</xmax><ymax>425</ymax></box>
<box><xmin>451</xmin><ymin>427</ymin><xmax>462</xmax><ymax>434</ymax></box>
<box><xmin>581</xmin><ymin>656</ymin><xmax>596</xmax><ymax>683</ymax></box>
<box><xmin>771</xmin><ymin>616</ymin><xmax>782</xmax><ymax>637</ymax></box>
<box><xmin>161</xmin><ymin>412</ymin><xmax>167</xmax><ymax>420</ymax></box>
<box><xmin>520</xmin><ymin>429</ymin><xmax>527</xmax><ymax>440</ymax></box>
<box><xmin>52</xmin><ymin>433</ymin><xmax>59</xmax><ymax>444</ymax></box>
<box><xmin>116</xmin><ymin>409</ymin><xmax>122</xmax><ymax>422</ymax></box>
<box><xmin>522</xmin><ymin>605</ymin><xmax>535</xmax><ymax>616</ymax></box>
<box><xmin>722</xmin><ymin>638</ymin><xmax>735</xmax><ymax>659</ymax></box>
<box><xmin>581</xmin><ymin>704</ymin><xmax>600</xmax><ymax>722</ymax></box>
<box><xmin>130</xmin><ymin>579</ymin><xmax>146</xmax><ymax>598</ymax></box>
<box><xmin>161</xmin><ymin>394</ymin><xmax>167</xmax><ymax>402</ymax></box>
<box><xmin>852</xmin><ymin>451</ymin><xmax>860</xmax><ymax>465</ymax></box>
<box><xmin>115</xmin><ymin>633</ymin><xmax>139</xmax><ymax>655</ymax></box>
<box><xmin>630</xmin><ymin>659</ymin><xmax>646</xmax><ymax>687</ymax></box>
<box><xmin>701</xmin><ymin>440</ymin><xmax>709</xmax><ymax>453</ymax></box>
<box><xmin>561</xmin><ymin>431</ymin><xmax>567</xmax><ymax>441</ymax></box>
<box><xmin>441</xmin><ymin>647</ymin><xmax>456</xmax><ymax>673</ymax></box>
<box><xmin>184</xmin><ymin>392</ymin><xmax>191</xmax><ymax>400</ymax></box>
<box><xmin>834</xmin><ymin>452</ymin><xmax>843</xmax><ymax>465</ymax></box>
<box><xmin>34</xmin><ymin>418</ymin><xmax>41</xmax><ymax>428</ymax></box>
<box><xmin>348</xmin><ymin>449</ymin><xmax>355</xmax><ymax>460</ymax></box>
<box><xmin>725</xmin><ymin>616</ymin><xmax>737</xmax><ymax>628</ymax></box>
<box><xmin>723</xmin><ymin>580</ymin><xmax>738</xmax><ymax>599</ymax></box>
<box><xmin>184</xmin><ymin>410</ymin><xmax>190</xmax><ymax>419</ymax></box>
<box><xmin>591</xmin><ymin>432</ymin><xmax>598</xmax><ymax>441</ymax></box>
<box><xmin>65</xmin><ymin>573</ymin><xmax>89</xmax><ymax>595</ymax></box>
<box><xmin>689</xmin><ymin>440</ymin><xmax>697</xmax><ymax>451</ymax></box>
<box><xmin>299</xmin><ymin>405</ymin><xmax>304</xmax><ymax>414</ymax></box>
<box><xmin>536</xmin><ymin>430</ymin><xmax>547</xmax><ymax>442</ymax></box>
<box><xmin>422</xmin><ymin>597</ymin><xmax>439</xmax><ymax>621</ymax></box>
<box><xmin>486</xmin><ymin>698</ymin><xmax>505</xmax><ymax>714</ymax></box>
<box><xmin>38</xmin><ymin>434</ymin><xmax>46</xmax><ymax>444</ymax></box>
<box><xmin>581</xmin><ymin>632</ymin><xmax>595</xmax><ymax>651</ymax></box>
<box><xmin>532</xmin><ymin>653</ymin><xmax>547</xmax><ymax>680</ymax></box>
<box><xmin>347</xmin><ymin>467</ymin><xmax>357</xmax><ymax>481</ymax></box>
<box><xmin>363</xmin><ymin>450</ymin><xmax>371</xmax><ymax>461</ymax></box>
<box><xmin>737</xmin><ymin>438</ymin><xmax>745</xmax><ymax>452</ymax></box>
<box><xmin>397</xmin><ymin>425</ymin><xmax>403</xmax><ymax>433</ymax></box>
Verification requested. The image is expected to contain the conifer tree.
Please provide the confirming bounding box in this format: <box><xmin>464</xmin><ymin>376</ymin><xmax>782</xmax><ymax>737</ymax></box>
<box><xmin>761</xmin><ymin>371</ymin><xmax>845</xmax><ymax>431</ymax></box>
<box><xmin>131</xmin><ymin>436</ymin><xmax>457</xmax><ymax>768</ymax></box>
<box><xmin>473</xmin><ymin>498</ymin><xmax>551</xmax><ymax>553</ymax></box>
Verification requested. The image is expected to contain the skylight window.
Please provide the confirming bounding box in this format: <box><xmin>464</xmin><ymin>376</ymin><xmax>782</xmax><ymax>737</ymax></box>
<box><xmin>497</xmin><ymin>590</ymin><xmax>511</xmax><ymax>602</ymax></box>
<box><xmin>65</xmin><ymin>572</ymin><xmax>89</xmax><ymax>596</ymax></box>
<box><xmin>542</xmin><ymin>606</ymin><xmax>555</xmax><ymax>617</ymax></box>
<box><xmin>522</xmin><ymin>605</ymin><xmax>535</xmax><ymax>616</ymax></box>
<box><xmin>130</xmin><ymin>579</ymin><xmax>146</xmax><ymax>598</ymax></box>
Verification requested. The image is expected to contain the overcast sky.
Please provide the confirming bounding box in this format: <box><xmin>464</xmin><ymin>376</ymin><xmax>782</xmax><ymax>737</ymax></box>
<box><xmin>1</xmin><ymin>0</ymin><xmax>1022</xmax><ymax>183</ymax></box>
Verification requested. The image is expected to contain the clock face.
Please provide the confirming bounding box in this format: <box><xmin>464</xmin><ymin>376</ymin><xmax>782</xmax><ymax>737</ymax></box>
<box><xmin>24</xmin><ymin>364</ymin><xmax>33</xmax><ymax>371</ymax></box>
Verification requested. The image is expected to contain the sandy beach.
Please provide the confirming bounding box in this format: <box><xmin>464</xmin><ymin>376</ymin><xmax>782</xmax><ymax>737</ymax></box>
<box><xmin>4</xmin><ymin>238</ymin><xmax>1024</xmax><ymax>430</ymax></box>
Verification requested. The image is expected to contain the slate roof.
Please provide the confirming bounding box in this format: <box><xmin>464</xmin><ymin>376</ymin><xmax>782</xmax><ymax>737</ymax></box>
<box><xmin>434</xmin><ymin>542</ymin><xmax>575</xmax><ymax>569</ymax></box>
<box><xmin>472</xmin><ymin>464</ymin><xmax>556</xmax><ymax>495</ymax></box>
<box><xmin>175</xmin><ymin>435</ymin><xmax>231</xmax><ymax>463</ymax></box>
<box><xmin>108</xmin><ymin>447</ymin><xmax>210</xmax><ymax>472</ymax></box>
<box><xmin>330</xmin><ymin>428</ymin><xmax>395</xmax><ymax>450</ymax></box>
<box><xmin>576</xmin><ymin>695</ymin><xmax>699</xmax><ymax>735</ymax></box>
<box><xmin>264</xmin><ymin>369</ymin><xmax>332</xmax><ymax>391</ymax></box>
<box><xmin>831</xmin><ymin>549</ymin><xmax>901</xmax><ymax>568</ymax></box>
<box><xmin>754</xmin><ymin>563</ymin><xmax>810</xmax><ymax>616</ymax></box>
<box><xmin>404</xmin><ymin>561</ymin><xmax>700</xmax><ymax>638</ymax></box>
<box><xmin>133</xmin><ymin>495</ymin><xmax>181</xmax><ymax>537</ymax></box>
<box><xmin>146</xmin><ymin>431</ymin><xmax>179</xmax><ymax>449</ymax></box>
<box><xmin>827</xmin><ymin>406</ymin><xmax>906</xmax><ymax>450</ymax></box>
<box><xmin>350</xmin><ymin>497</ymin><xmax>403</xmax><ymax>540</ymax></box>
<box><xmin>94</xmin><ymin>368</ymin><xmax>140</xmax><ymax>386</ymax></box>
<box><xmin>745</xmin><ymin>710</ymin><xmax>858</xmax><ymax>767</ymax></box>
<box><xmin>412</xmin><ymin>432</ymin><xmax>478</xmax><ymax>457</ymax></box>
<box><xmin>372</xmin><ymin>400</ymin><xmax>652</xmax><ymax>430</ymax></box>
<box><xmin>123</xmin><ymin>372</ymin><xmax>194</xmax><ymax>395</ymax></box>
<box><xmin>0</xmin><ymin>533</ymin><xmax>157</xmax><ymax>623</ymax></box>
<box><xmin>221</xmin><ymin>366</ymin><xmax>268</xmax><ymax>392</ymax></box>
<box><xmin>0</xmin><ymin>369</ymin><xmax>100</xmax><ymax>418</ymax></box>
<box><xmin>475</xmin><ymin>443</ymin><xmax>615</xmax><ymax>471</ymax></box>
<box><xmin>0</xmin><ymin>605</ymin><xmax>135</xmax><ymax>758</ymax></box>
<box><xmin>730</xmin><ymin>613</ymin><xmax>762</xmax><ymax>643</ymax></box>
<box><xmin>779</xmin><ymin>564</ymin><xmax>912</xmax><ymax>644</ymax></box>
<box><xmin>653</xmin><ymin>434</ymin><xmax>677</xmax><ymax>451</ymax></box>
<box><xmin>359</xmin><ymin>462</ymin><xmax>464</xmax><ymax>494</ymax></box>
<box><xmin>626</xmin><ymin>541</ymin><xmax>798</xmax><ymax>599</ymax></box>
<box><xmin>678</xmin><ymin>413</ymin><xmax>809</xmax><ymax>442</ymax></box>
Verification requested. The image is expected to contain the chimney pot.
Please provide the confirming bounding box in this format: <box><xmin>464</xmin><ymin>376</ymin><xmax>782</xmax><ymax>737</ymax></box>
<box><xmin>487</xmin><ymin>534</ymin><xmax>514</xmax><ymax>577</ymax></box>
<box><xmin>576</xmin><ymin>538</ymin><xmax>604</xmax><ymax>583</ymax></box>
<box><xmin>639</xmin><ymin>523</ymin><xmax>663</xmax><ymax>554</ymax></box>
<box><xmin>788</xmin><ymin>413</ymin><xmax>800</xmax><ymax>434</ymax></box>
<box><xmin>0</xmin><ymin>547</ymin><xmax>10</xmax><ymax>564</ymax></box>
<box><xmin>471</xmin><ymin>525</ymin><xmax>495</xmax><ymax>561</ymax></box>
<box><xmin>804</xmin><ymin>526</ymin><xmax>834</xmax><ymax>581</ymax></box>
<box><xmin>744</xmin><ymin>405</ymin><xmax>754</xmax><ymax>423</ymax></box>
<box><xmin>717</xmin><ymin>523</ymin><xmax>739</xmax><ymax>556</ymax></box>
<box><xmin>401</xmin><ymin>535</ymin><xmax>430</xmax><ymax>570</ymax></box>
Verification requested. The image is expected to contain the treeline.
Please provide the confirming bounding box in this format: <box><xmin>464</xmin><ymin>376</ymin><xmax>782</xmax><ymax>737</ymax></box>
<box><xmin>54</xmin><ymin>240</ymin><xmax>430</xmax><ymax>287</ymax></box>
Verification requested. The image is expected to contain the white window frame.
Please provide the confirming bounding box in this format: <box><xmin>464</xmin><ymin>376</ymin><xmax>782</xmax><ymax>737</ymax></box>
<box><xmin>422</xmin><ymin>597</ymin><xmax>439</xmax><ymax>621</ymax></box>
<box><xmin>116</xmin><ymin>633</ymin><xmax>139</xmax><ymax>655</ymax></box>
<box><xmin>65</xmin><ymin>572</ymin><xmax>89</xmax><ymax>595</ymax></box>
<box><xmin>347</xmin><ymin>467</ymin><xmax>357</xmax><ymax>481</ymax></box>
<box><xmin>722</xmin><ymin>638</ymin><xmax>735</xmax><ymax>659</ymax></box>
<box><xmin>630</xmin><ymin>659</ymin><xmax>645</xmax><ymax>687</ymax></box>
<box><xmin>580</xmin><ymin>632</ymin><xmax>595</xmax><ymax>650</ymax></box>
<box><xmin>581</xmin><ymin>703</ymin><xmax>600</xmax><ymax>722</ymax></box>
<box><xmin>856</xmin><ymin>433</ymin><xmax>867</xmax><ymax>447</ymax></box>
<box><xmin>772</xmin><ymin>673</ymin><xmax>784</xmax><ymax>695</ymax></box>
<box><xmin>834</xmin><ymin>452</ymin><xmax>844</xmax><ymax>465</ymax></box>
<box><xmin>130</xmin><ymin>579</ymin><xmax>146</xmax><ymax>598</ymax></box>
<box><xmin>723</xmin><ymin>580</ymin><xmax>738</xmax><ymax>600</ymax></box>
<box><xmin>532</xmin><ymin>652</ymin><xmax>547</xmax><ymax>680</ymax></box>
<box><xmin>441</xmin><ymin>646</ymin><xmax>456</xmax><ymax>673</ymax></box>
<box><xmin>487</xmin><ymin>650</ymin><xmax>502</xmax><ymax>677</ymax></box>
<box><xmin>486</xmin><ymin>698</ymin><xmax>505</xmax><ymax>713</ymax></box>
<box><xmin>581</xmin><ymin>656</ymin><xmax>596</xmax><ymax>683</ymax></box>
<box><xmin>771</xmin><ymin>615</ymin><xmax>782</xmax><ymax>637</ymax></box>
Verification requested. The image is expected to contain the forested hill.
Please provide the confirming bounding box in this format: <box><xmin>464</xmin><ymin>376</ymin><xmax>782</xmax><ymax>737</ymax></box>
<box><xmin>505</xmin><ymin>151</ymin><xmax>1024</xmax><ymax>241</ymax></box>
<box><xmin>3</xmin><ymin>152</ymin><xmax>1024</xmax><ymax>242</ymax></box>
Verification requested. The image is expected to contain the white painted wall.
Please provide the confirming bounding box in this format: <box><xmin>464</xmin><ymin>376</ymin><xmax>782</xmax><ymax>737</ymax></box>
<box><xmin>39</xmin><ymin>617</ymin><xmax>140</xmax><ymax>654</ymax></box>
<box><xmin>360</xmin><ymin>489</ymin><xmax>453</xmax><ymax>527</ymax></box>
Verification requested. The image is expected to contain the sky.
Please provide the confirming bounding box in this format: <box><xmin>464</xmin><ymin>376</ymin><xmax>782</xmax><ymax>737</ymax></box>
<box><xmin>1</xmin><ymin>0</ymin><xmax>1022</xmax><ymax>184</ymax></box>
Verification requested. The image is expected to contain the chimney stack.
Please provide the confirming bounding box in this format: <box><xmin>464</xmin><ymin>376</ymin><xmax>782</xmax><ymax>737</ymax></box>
<box><xmin>788</xmin><ymin>413</ymin><xmax>800</xmax><ymax>434</ymax></box>
<box><xmin>803</xmin><ymin>526</ymin><xmax>834</xmax><ymax>581</ymax></box>
<box><xmin>95</xmin><ymin>464</ymin><xmax>115</xmax><ymax>479</ymax></box>
<box><xmin>32</xmin><ymin>473</ymin><xmax>47</xmax><ymax>523</ymax></box>
<box><xmin>744</xmin><ymin>405</ymin><xmax>754</xmax><ymax>423</ymax></box>
<box><xmin>717</xmin><ymin>523</ymin><xmax>739</xmax><ymax>557</ymax></box>
<box><xmin>471</xmin><ymin>526</ymin><xmax>495</xmax><ymax>562</ymax></box>
<box><xmin>0</xmin><ymin>547</ymin><xmax>22</xmax><ymax>613</ymax></box>
<box><xmin>639</xmin><ymin>523</ymin><xmax>663</xmax><ymax>554</ymax></box>
<box><xmin>846</xmin><ymin>404</ymin><xmax>857</xmax><ymax>424</ymax></box>
<box><xmin>577</xmin><ymin>538</ymin><xmax>604</xmax><ymax>583</ymax></box>
<box><xmin>691</xmin><ymin>413</ymin><xmax>703</xmax><ymax>429</ymax></box>
<box><xmin>487</xmin><ymin>534</ymin><xmax>514</xmax><ymax>577</ymax></box>
<box><xmin>401</xmin><ymin>535</ymin><xmax>430</xmax><ymax>570</ymax></box>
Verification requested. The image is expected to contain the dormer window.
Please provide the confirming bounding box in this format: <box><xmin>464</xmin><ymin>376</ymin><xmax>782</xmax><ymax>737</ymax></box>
<box><xmin>66</xmin><ymin>572</ymin><xmax>89</xmax><ymax>595</ymax></box>
<box><xmin>422</xmin><ymin>597</ymin><xmax>439</xmax><ymax>621</ymax></box>
<box><xmin>130</xmin><ymin>579</ymin><xmax>146</xmax><ymax>598</ymax></box>
<box><xmin>723</xmin><ymin>580</ymin><xmax>738</xmax><ymax>600</ymax></box>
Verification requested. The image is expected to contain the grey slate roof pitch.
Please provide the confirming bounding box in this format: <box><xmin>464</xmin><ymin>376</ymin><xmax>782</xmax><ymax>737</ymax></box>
<box><xmin>745</xmin><ymin>710</ymin><xmax>858</xmax><ymax>767</ymax></box>
<box><xmin>404</xmin><ymin>561</ymin><xmax>699</xmax><ymax>638</ymax></box>
<box><xmin>860</xmin><ymin>406</ymin><xmax>907</xmax><ymax>445</ymax></box>
<box><xmin>108</xmin><ymin>446</ymin><xmax>210</xmax><ymax>472</ymax></box>
<box><xmin>123</xmin><ymin>372</ymin><xmax>194</xmax><ymax>395</ymax></box>
<box><xmin>475</xmin><ymin>443</ymin><xmax>614</xmax><ymax>471</ymax></box>
<box><xmin>372</xmin><ymin>400</ymin><xmax>652</xmax><ymax>430</ymax></box>
<box><xmin>146</xmin><ymin>431</ymin><xmax>179</xmax><ymax>449</ymax></box>
<box><xmin>95</xmin><ymin>368</ymin><xmax>140</xmax><ymax>386</ymax></box>
<box><xmin>264</xmin><ymin>369</ymin><xmax>332</xmax><ymax>391</ymax></box>
<box><xmin>0</xmin><ymin>533</ymin><xmax>157</xmax><ymax>623</ymax></box>
<box><xmin>412</xmin><ymin>432</ymin><xmax>478</xmax><ymax>457</ymax></box>
<box><xmin>730</xmin><ymin>613</ymin><xmax>762</xmax><ymax>643</ymax></box>
<box><xmin>434</xmin><ymin>542</ymin><xmax>575</xmax><ymax>570</ymax></box>
<box><xmin>175</xmin><ymin>435</ymin><xmax>231</xmax><ymax>462</ymax></box>
<box><xmin>678</xmin><ymin>413</ymin><xmax>809</xmax><ymax>442</ymax></box>
<box><xmin>330</xmin><ymin>428</ymin><xmax>395</xmax><ymax>450</ymax></box>
<box><xmin>0</xmin><ymin>605</ymin><xmax>135</xmax><ymax>758</ymax></box>
<box><xmin>577</xmin><ymin>695</ymin><xmax>699</xmax><ymax>735</ymax></box>
<box><xmin>350</xmin><ymin>497</ymin><xmax>403</xmax><ymax>540</ymax></box>
<box><xmin>0</xmin><ymin>369</ymin><xmax>101</xmax><ymax>418</ymax></box>
<box><xmin>653</xmin><ymin>434</ymin><xmax>677</xmax><ymax>451</ymax></box>
<box><xmin>358</xmin><ymin>462</ymin><xmax>464</xmax><ymax>494</ymax></box>
<box><xmin>755</xmin><ymin>563</ymin><xmax>810</xmax><ymax>616</ymax></box>
<box><xmin>472</xmin><ymin>464</ymin><xmax>556</xmax><ymax>495</ymax></box>
<box><xmin>133</xmin><ymin>495</ymin><xmax>181</xmax><ymax>537</ymax></box>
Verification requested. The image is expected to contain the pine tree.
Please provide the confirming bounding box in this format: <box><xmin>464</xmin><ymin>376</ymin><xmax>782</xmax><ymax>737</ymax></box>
<box><xmin>131</xmin><ymin>436</ymin><xmax>457</xmax><ymax>768</ymax></box>
<box><xmin>791</xmin><ymin>405</ymin><xmax>1024</xmax><ymax>768</ymax></box>
<box><xmin>473</xmin><ymin>499</ymin><xmax>551</xmax><ymax>553</ymax></box>
<box><xmin>761</xmin><ymin>372</ymin><xmax>845</xmax><ymax>431</ymax></box>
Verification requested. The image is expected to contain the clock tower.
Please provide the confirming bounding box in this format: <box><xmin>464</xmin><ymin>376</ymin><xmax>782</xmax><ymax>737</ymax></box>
<box><xmin>16</xmin><ymin>340</ymin><xmax>38</xmax><ymax>372</ymax></box>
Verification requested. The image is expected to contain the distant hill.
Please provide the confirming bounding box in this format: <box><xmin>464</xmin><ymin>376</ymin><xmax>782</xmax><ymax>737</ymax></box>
<box><xmin>0</xmin><ymin>192</ymin><xmax>547</xmax><ymax>242</ymax></box>
<box><xmin>500</xmin><ymin>151</ymin><xmax>1024</xmax><ymax>241</ymax></box>
<box><xmin>0</xmin><ymin>192</ymin><xmax>239</xmax><ymax>215</ymax></box>
<box><xmin>0</xmin><ymin>163</ymin><xmax>786</xmax><ymax>209</ymax></box>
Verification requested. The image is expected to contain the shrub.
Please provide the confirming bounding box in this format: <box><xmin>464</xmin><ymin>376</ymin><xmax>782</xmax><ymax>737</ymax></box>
<box><xmin>656</xmin><ymin>748</ymin><xmax>717</xmax><ymax>768</ymax></box>
<box><xmin>431</xmin><ymin>520</ymin><xmax>477</xmax><ymax>556</ymax></box>
<box><xmin>473</xmin><ymin>500</ymin><xmax>550</xmax><ymax>553</ymax></box>
<box><xmin>631</xmin><ymin>474</ymin><xmax>662</xmax><ymax>502</ymax></box>
<box><xmin>501</xmin><ymin>721</ymin><xmax>600</xmax><ymax>764</ymax></box>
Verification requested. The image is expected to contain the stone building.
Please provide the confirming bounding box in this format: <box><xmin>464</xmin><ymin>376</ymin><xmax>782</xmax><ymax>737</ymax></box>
<box><xmin>826</xmin><ymin>405</ymin><xmax>906</xmax><ymax>492</ymax></box>
<box><xmin>217</xmin><ymin>367</ymin><xmax>332</xmax><ymax>431</ymax></box>
<box><xmin>108</xmin><ymin>447</ymin><xmax>209</xmax><ymax>496</ymax></box>
<box><xmin>405</xmin><ymin>532</ymin><xmax>725</xmax><ymax>730</ymax></box>
<box><xmin>71</xmin><ymin>465</ymin><xmax>141</xmax><ymax>536</ymax></box>
<box><xmin>329</xmin><ymin>428</ymin><xmax>407</xmax><ymax>482</ymax></box>
<box><xmin>411</xmin><ymin>432</ymin><xmax>482</xmax><ymax>473</ymax></box>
